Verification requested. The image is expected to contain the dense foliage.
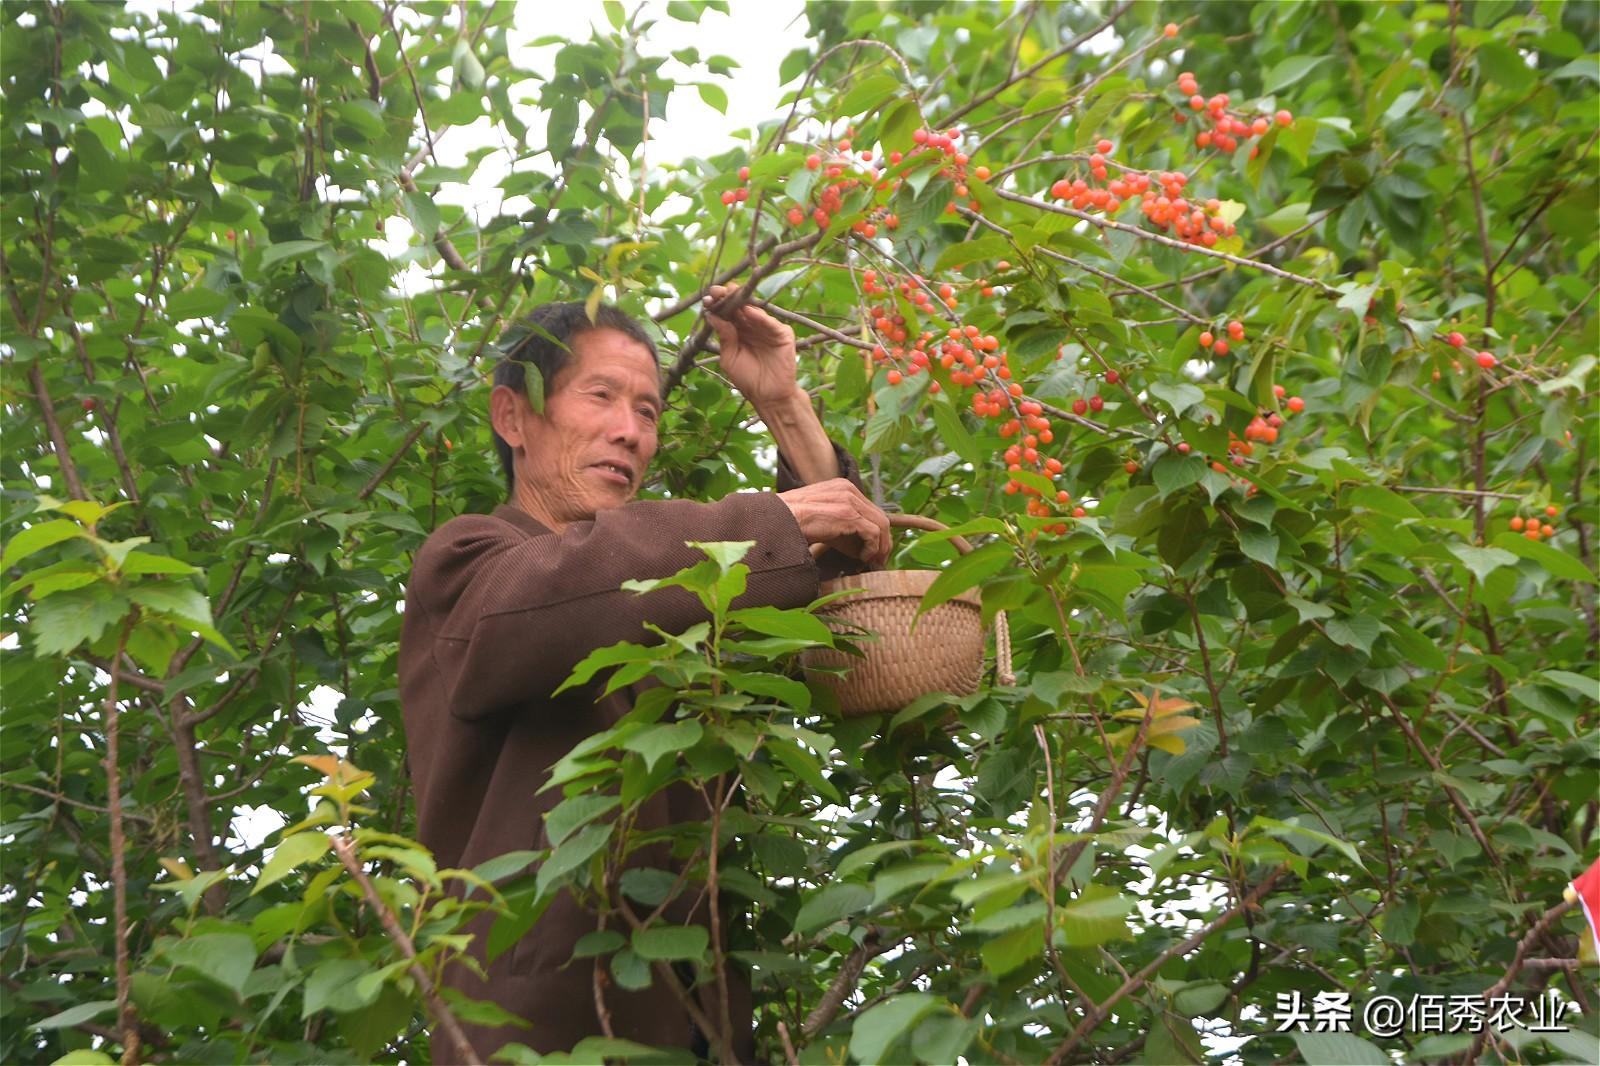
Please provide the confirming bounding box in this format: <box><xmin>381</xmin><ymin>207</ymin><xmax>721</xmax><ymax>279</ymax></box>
<box><xmin>3</xmin><ymin>1</ymin><xmax>1598</xmax><ymax>1063</ymax></box>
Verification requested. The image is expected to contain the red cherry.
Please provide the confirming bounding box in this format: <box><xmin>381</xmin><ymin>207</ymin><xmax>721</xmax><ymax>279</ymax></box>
<box><xmin>81</xmin><ymin>398</ymin><xmax>96</xmax><ymax>411</ymax></box>
<box><xmin>1476</xmin><ymin>351</ymin><xmax>1497</xmax><ymax>369</ymax></box>
<box><xmin>1286</xmin><ymin>396</ymin><xmax>1305</xmax><ymax>413</ymax></box>
<box><xmin>1546</xmin><ymin>505</ymin><xmax>1560</xmax><ymax>518</ymax></box>
<box><xmin>1176</xmin><ymin>442</ymin><xmax>1191</xmax><ymax>454</ymax></box>
<box><xmin>1105</xmin><ymin>369</ymin><xmax>1120</xmax><ymax>385</ymax></box>
<box><xmin>1446</xmin><ymin>331</ymin><xmax>1465</xmax><ymax>348</ymax></box>
<box><xmin>1125</xmin><ymin>460</ymin><xmax>1139</xmax><ymax>474</ymax></box>
<box><xmin>1072</xmin><ymin>398</ymin><xmax>1088</xmax><ymax>416</ymax></box>
<box><xmin>1198</xmin><ymin>331</ymin><xmax>1214</xmax><ymax>348</ymax></box>
<box><xmin>1275</xmin><ymin>109</ymin><xmax>1293</xmax><ymax>126</ymax></box>
<box><xmin>225</xmin><ymin>229</ymin><xmax>236</xmax><ymax>241</ymax></box>
<box><xmin>886</xmin><ymin>370</ymin><xmax>902</xmax><ymax>385</ymax></box>
<box><xmin>786</xmin><ymin>207</ymin><xmax>804</xmax><ymax>226</ymax></box>
<box><xmin>805</xmin><ymin>154</ymin><xmax>821</xmax><ymax>170</ymax></box>
<box><xmin>1164</xmin><ymin>23</ymin><xmax>1179</xmax><ymax>37</ymax></box>
<box><xmin>737</xmin><ymin>165</ymin><xmax>751</xmax><ymax>182</ymax></box>
<box><xmin>1089</xmin><ymin>395</ymin><xmax>1104</xmax><ymax>413</ymax></box>
<box><xmin>1213</xmin><ymin>340</ymin><xmax>1230</xmax><ymax>356</ymax></box>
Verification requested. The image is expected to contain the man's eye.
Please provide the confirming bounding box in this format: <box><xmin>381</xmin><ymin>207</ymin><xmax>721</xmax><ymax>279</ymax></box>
<box><xmin>638</xmin><ymin>407</ymin><xmax>659</xmax><ymax>422</ymax></box>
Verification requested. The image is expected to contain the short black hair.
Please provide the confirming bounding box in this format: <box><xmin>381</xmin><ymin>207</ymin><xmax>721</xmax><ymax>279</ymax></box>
<box><xmin>491</xmin><ymin>302</ymin><xmax>660</xmax><ymax>497</ymax></box>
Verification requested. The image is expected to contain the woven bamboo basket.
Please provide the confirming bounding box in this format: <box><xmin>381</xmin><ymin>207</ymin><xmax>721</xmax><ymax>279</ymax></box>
<box><xmin>801</xmin><ymin>514</ymin><xmax>1012</xmax><ymax>718</ymax></box>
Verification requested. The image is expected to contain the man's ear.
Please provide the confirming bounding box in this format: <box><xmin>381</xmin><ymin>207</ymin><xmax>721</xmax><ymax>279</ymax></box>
<box><xmin>489</xmin><ymin>384</ymin><xmax>525</xmax><ymax>449</ymax></box>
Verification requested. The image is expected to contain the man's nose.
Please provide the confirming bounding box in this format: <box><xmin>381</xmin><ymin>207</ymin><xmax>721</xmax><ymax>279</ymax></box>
<box><xmin>606</xmin><ymin>406</ymin><xmax>645</xmax><ymax>448</ymax></box>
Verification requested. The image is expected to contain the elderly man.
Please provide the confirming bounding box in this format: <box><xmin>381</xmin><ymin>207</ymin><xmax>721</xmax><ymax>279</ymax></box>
<box><xmin>398</xmin><ymin>290</ymin><xmax>889</xmax><ymax>1061</ymax></box>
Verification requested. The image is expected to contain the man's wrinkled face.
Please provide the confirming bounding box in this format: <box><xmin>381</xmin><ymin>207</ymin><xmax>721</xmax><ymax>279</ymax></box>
<box><xmin>513</xmin><ymin>328</ymin><xmax>661</xmax><ymax>528</ymax></box>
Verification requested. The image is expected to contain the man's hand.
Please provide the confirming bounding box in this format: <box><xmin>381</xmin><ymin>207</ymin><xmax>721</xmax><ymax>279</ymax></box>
<box><xmin>778</xmin><ymin>479</ymin><xmax>892</xmax><ymax>567</ymax></box>
<box><xmin>703</xmin><ymin>283</ymin><xmax>802</xmax><ymax>409</ymax></box>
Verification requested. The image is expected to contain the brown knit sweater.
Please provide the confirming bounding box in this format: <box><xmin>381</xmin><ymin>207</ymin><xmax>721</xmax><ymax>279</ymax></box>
<box><xmin>399</xmin><ymin>447</ymin><xmax>861</xmax><ymax>1062</ymax></box>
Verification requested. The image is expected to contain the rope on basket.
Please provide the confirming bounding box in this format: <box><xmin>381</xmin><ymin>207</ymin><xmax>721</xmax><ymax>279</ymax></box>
<box><xmin>994</xmin><ymin>610</ymin><xmax>1014</xmax><ymax>687</ymax></box>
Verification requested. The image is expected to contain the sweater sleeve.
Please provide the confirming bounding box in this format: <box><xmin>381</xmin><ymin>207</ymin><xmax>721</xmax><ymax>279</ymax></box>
<box><xmin>774</xmin><ymin>438</ymin><xmax>864</xmax><ymax>494</ymax></box>
<box><xmin>774</xmin><ymin>438</ymin><xmax>872</xmax><ymax>582</ymax></box>
<box><xmin>406</xmin><ymin>493</ymin><xmax>818</xmax><ymax>721</ymax></box>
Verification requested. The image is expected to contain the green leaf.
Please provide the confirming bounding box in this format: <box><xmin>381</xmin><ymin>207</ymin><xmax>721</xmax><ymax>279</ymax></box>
<box><xmin>119</xmin><ymin>551</ymin><xmax>200</xmax><ymax>576</ymax></box>
<box><xmin>253</xmin><ymin>832</ymin><xmax>329</xmax><ymax>894</ymax></box>
<box><xmin>610</xmin><ymin>948</ymin><xmax>652</xmax><ymax>991</ymax></box>
<box><xmin>260</xmin><ymin>239</ymin><xmax>326</xmax><ymax>269</ymax></box>
<box><xmin>31</xmin><ymin>1000</ymin><xmax>116</xmax><ymax>1031</ymax></box>
<box><xmin>933</xmin><ymin>235</ymin><xmax>1013</xmax><ymax>273</ymax></box>
<box><xmin>1058</xmin><ymin>887</ymin><xmax>1133</xmax><ymax>947</ymax></box>
<box><xmin>1172</xmin><ymin>982</ymin><xmax>1230</xmax><ymax>1017</ymax></box>
<box><xmin>980</xmin><ymin>920</ymin><xmax>1045</xmax><ymax>976</ymax></box>
<box><xmin>878</xmin><ymin>98</ymin><xmax>921</xmax><ymax>154</ymax></box>
<box><xmin>697</xmin><ymin>82</ymin><xmax>728</xmax><ymax>113</ymax></box>
<box><xmin>630</xmin><ymin>924</ymin><xmax>708</xmax><ymax>961</ymax></box>
<box><xmin>849</xmin><ymin>993</ymin><xmax>941</xmax><ymax>1065</ymax></box>
<box><xmin>688</xmin><ymin>540</ymin><xmax>754</xmax><ymax>573</ymax></box>
<box><xmin>727</xmin><ymin>670</ymin><xmax>811</xmax><ymax>710</ymax></box>
<box><xmin>835</xmin><ymin>74</ymin><xmax>902</xmax><ymax>117</ymax></box>
<box><xmin>1</xmin><ymin>518</ymin><xmax>86</xmax><ymax>570</ymax></box>
<box><xmin>1490</xmin><ymin>532</ymin><xmax>1597</xmax><ymax>584</ymax></box>
<box><xmin>1348</xmin><ymin>484</ymin><xmax>1424</xmax><ymax>520</ymax></box>
<box><xmin>543</xmin><ymin>795</ymin><xmax>620</xmax><ymax>849</ymax></box>
<box><xmin>571</xmin><ymin>929</ymin><xmax>626</xmax><ymax>959</ymax></box>
<box><xmin>451</xmin><ymin>39</ymin><xmax>485</xmax><ymax>92</ymax></box>
<box><xmin>30</xmin><ymin>588</ymin><xmax>129</xmax><ymax>655</ymax></box>
<box><xmin>523</xmin><ymin>360</ymin><xmax>546</xmax><ymax>415</ymax></box>
<box><xmin>929</xmin><ymin>401</ymin><xmax>980</xmax><ymax>464</ymax></box>
<box><xmin>1324</xmin><ymin>615</ymin><xmax>1380</xmax><ymax>654</ymax></box>
<box><xmin>1149</xmin><ymin>380</ymin><xmax>1205</xmax><ymax>415</ymax></box>
<box><xmin>1153</xmin><ymin>454</ymin><xmax>1206</xmax><ymax>499</ymax></box>
<box><xmin>1263</xmin><ymin>55</ymin><xmax>1331</xmax><ymax>93</ymax></box>
<box><xmin>1286</xmin><ymin>596</ymin><xmax>1335</xmax><ymax>622</ymax></box>
<box><xmin>166</xmin><ymin>931</ymin><xmax>256</xmax><ymax>996</ymax></box>
<box><xmin>622</xmin><ymin>720</ymin><xmax>703</xmax><ymax>772</ymax></box>
<box><xmin>1237</xmin><ymin>526</ymin><xmax>1280</xmax><ymax>569</ymax></box>
<box><xmin>303</xmin><ymin>958</ymin><xmax>380</xmax><ymax>1017</ymax></box>
<box><xmin>919</xmin><ymin>541</ymin><xmax>1011</xmax><ymax>614</ymax></box>
<box><xmin>766</xmin><ymin>736</ymin><xmax>840</xmax><ymax>802</ymax></box>
<box><xmin>1449</xmin><ymin>544</ymin><xmax>1517</xmax><ymax>583</ymax></box>
<box><xmin>794</xmin><ymin>882</ymin><xmax>873</xmax><ymax>935</ymax></box>
<box><xmin>50</xmin><ymin>1052</ymin><xmax>117</xmax><ymax>1065</ymax></box>
<box><xmin>127</xmin><ymin>583</ymin><xmax>212</xmax><ymax>627</ymax></box>
<box><xmin>728</xmin><ymin>605</ymin><xmax>833</xmax><ymax>644</ymax></box>
<box><xmin>470</xmin><ymin>849</ymin><xmax>542</xmax><ymax>885</ymax></box>
<box><xmin>536</xmin><ymin>822</ymin><xmax>611</xmax><ymax>896</ymax></box>
<box><xmin>1290</xmin><ymin>1030</ymin><xmax>1390</xmax><ymax>1065</ymax></box>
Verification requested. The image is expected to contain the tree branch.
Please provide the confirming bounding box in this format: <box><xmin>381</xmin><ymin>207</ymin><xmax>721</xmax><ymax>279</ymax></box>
<box><xmin>330</xmin><ymin>834</ymin><xmax>484</xmax><ymax>1066</ymax></box>
<box><xmin>1045</xmin><ymin>866</ymin><xmax>1288</xmax><ymax>1065</ymax></box>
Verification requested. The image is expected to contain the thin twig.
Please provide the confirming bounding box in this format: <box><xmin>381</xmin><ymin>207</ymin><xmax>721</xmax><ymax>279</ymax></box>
<box><xmin>940</xmin><ymin>1</ymin><xmax>1136</xmax><ymax>127</ymax></box>
<box><xmin>330</xmin><ymin>834</ymin><xmax>483</xmax><ymax>1066</ymax></box>
<box><xmin>1044</xmin><ymin>866</ymin><xmax>1288</xmax><ymax>1065</ymax></box>
<box><xmin>104</xmin><ymin>623</ymin><xmax>139</xmax><ymax>1065</ymax></box>
<box><xmin>982</xmin><ymin>191</ymin><xmax>1341</xmax><ymax>295</ymax></box>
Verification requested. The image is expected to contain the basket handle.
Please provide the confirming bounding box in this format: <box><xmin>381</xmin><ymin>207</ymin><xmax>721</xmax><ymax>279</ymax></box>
<box><xmin>809</xmin><ymin>512</ymin><xmax>1014</xmax><ymax>688</ymax></box>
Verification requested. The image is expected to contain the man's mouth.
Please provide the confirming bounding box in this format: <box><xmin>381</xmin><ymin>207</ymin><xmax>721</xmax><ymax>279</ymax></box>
<box><xmin>590</xmin><ymin>461</ymin><xmax>633</xmax><ymax>486</ymax></box>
